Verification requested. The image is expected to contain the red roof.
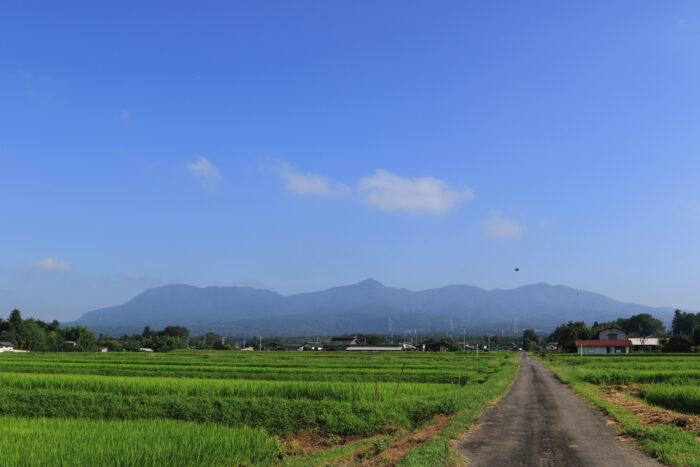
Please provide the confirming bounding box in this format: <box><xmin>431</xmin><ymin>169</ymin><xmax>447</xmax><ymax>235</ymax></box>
<box><xmin>575</xmin><ymin>339</ymin><xmax>633</xmax><ymax>347</ymax></box>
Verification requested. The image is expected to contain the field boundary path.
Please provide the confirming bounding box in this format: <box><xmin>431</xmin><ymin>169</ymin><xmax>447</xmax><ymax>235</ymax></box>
<box><xmin>455</xmin><ymin>353</ymin><xmax>662</xmax><ymax>467</ymax></box>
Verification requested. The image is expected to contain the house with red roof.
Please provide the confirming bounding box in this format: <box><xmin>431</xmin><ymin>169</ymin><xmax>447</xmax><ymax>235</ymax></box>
<box><xmin>575</xmin><ymin>328</ymin><xmax>633</xmax><ymax>354</ymax></box>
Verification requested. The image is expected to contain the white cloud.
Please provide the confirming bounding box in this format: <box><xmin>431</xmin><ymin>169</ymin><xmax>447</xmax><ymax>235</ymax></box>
<box><xmin>357</xmin><ymin>169</ymin><xmax>474</xmax><ymax>214</ymax></box>
<box><xmin>187</xmin><ymin>157</ymin><xmax>221</xmax><ymax>190</ymax></box>
<box><xmin>124</xmin><ymin>272</ymin><xmax>142</xmax><ymax>280</ymax></box>
<box><xmin>482</xmin><ymin>212</ymin><xmax>524</xmax><ymax>239</ymax></box>
<box><xmin>30</xmin><ymin>257</ymin><xmax>72</xmax><ymax>272</ymax></box>
<box><xmin>275</xmin><ymin>162</ymin><xmax>350</xmax><ymax>197</ymax></box>
<box><xmin>115</xmin><ymin>109</ymin><xmax>131</xmax><ymax>121</ymax></box>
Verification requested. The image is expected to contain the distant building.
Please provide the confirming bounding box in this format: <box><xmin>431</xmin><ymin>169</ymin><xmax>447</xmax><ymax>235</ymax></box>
<box><xmin>597</xmin><ymin>328</ymin><xmax>627</xmax><ymax>341</ymax></box>
<box><xmin>302</xmin><ymin>342</ymin><xmax>323</xmax><ymax>351</ymax></box>
<box><xmin>545</xmin><ymin>342</ymin><xmax>558</xmax><ymax>351</ymax></box>
<box><xmin>325</xmin><ymin>336</ymin><xmax>359</xmax><ymax>351</ymax></box>
<box><xmin>424</xmin><ymin>341</ymin><xmax>450</xmax><ymax>352</ymax></box>
<box><xmin>346</xmin><ymin>343</ymin><xmax>416</xmax><ymax>351</ymax></box>
<box><xmin>0</xmin><ymin>341</ymin><xmax>15</xmax><ymax>352</ymax></box>
<box><xmin>285</xmin><ymin>343</ymin><xmax>305</xmax><ymax>351</ymax></box>
<box><xmin>575</xmin><ymin>329</ymin><xmax>632</xmax><ymax>354</ymax></box>
<box><xmin>139</xmin><ymin>347</ymin><xmax>154</xmax><ymax>352</ymax></box>
<box><xmin>628</xmin><ymin>337</ymin><xmax>660</xmax><ymax>348</ymax></box>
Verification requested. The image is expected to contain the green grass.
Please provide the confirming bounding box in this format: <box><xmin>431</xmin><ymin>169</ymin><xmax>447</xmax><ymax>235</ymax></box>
<box><xmin>538</xmin><ymin>354</ymin><xmax>700</xmax><ymax>467</ymax></box>
<box><xmin>0</xmin><ymin>416</ymin><xmax>283</xmax><ymax>467</ymax></box>
<box><xmin>0</xmin><ymin>350</ymin><xmax>519</xmax><ymax>465</ymax></box>
<box><xmin>641</xmin><ymin>384</ymin><xmax>700</xmax><ymax>415</ymax></box>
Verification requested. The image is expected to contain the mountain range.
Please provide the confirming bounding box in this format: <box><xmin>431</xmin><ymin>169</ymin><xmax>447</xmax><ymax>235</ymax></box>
<box><xmin>68</xmin><ymin>279</ymin><xmax>679</xmax><ymax>337</ymax></box>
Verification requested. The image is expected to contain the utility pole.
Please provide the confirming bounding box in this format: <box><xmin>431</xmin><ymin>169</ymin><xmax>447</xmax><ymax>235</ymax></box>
<box><xmin>463</xmin><ymin>329</ymin><xmax>466</xmax><ymax>351</ymax></box>
<box><xmin>388</xmin><ymin>317</ymin><xmax>393</xmax><ymax>344</ymax></box>
<box><xmin>259</xmin><ymin>335</ymin><xmax>262</xmax><ymax>351</ymax></box>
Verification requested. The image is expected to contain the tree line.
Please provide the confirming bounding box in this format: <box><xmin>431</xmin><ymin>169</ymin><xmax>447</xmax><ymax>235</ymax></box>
<box><xmin>0</xmin><ymin>310</ymin><xmax>192</xmax><ymax>352</ymax></box>
<box><xmin>543</xmin><ymin>310</ymin><xmax>700</xmax><ymax>353</ymax></box>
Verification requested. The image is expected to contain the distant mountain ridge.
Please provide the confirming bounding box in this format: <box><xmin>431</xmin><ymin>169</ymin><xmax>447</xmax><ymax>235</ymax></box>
<box><xmin>69</xmin><ymin>279</ymin><xmax>678</xmax><ymax>336</ymax></box>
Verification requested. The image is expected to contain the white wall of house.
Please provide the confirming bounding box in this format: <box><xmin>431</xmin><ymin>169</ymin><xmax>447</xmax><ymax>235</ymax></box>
<box><xmin>582</xmin><ymin>346</ymin><xmax>607</xmax><ymax>354</ymax></box>
<box><xmin>597</xmin><ymin>329</ymin><xmax>627</xmax><ymax>340</ymax></box>
<box><xmin>580</xmin><ymin>345</ymin><xmax>630</xmax><ymax>354</ymax></box>
<box><xmin>629</xmin><ymin>337</ymin><xmax>660</xmax><ymax>346</ymax></box>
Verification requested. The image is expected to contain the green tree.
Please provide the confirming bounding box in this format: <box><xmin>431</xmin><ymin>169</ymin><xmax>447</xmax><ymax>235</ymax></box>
<box><xmin>75</xmin><ymin>327</ymin><xmax>97</xmax><ymax>352</ymax></box>
<box><xmin>203</xmin><ymin>332</ymin><xmax>219</xmax><ymax>349</ymax></box>
<box><xmin>550</xmin><ymin>321</ymin><xmax>592</xmax><ymax>353</ymax></box>
<box><xmin>46</xmin><ymin>330</ymin><xmax>64</xmax><ymax>351</ymax></box>
<box><xmin>663</xmin><ymin>335</ymin><xmax>692</xmax><ymax>353</ymax></box>
<box><xmin>671</xmin><ymin>309</ymin><xmax>700</xmax><ymax>336</ymax></box>
<box><xmin>617</xmin><ymin>313</ymin><xmax>665</xmax><ymax>336</ymax></box>
<box><xmin>521</xmin><ymin>329</ymin><xmax>540</xmax><ymax>351</ymax></box>
<box><xmin>23</xmin><ymin>319</ymin><xmax>48</xmax><ymax>351</ymax></box>
<box><xmin>162</xmin><ymin>326</ymin><xmax>189</xmax><ymax>339</ymax></box>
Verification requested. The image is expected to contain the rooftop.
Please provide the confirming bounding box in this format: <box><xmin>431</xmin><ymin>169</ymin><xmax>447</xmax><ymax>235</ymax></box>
<box><xmin>575</xmin><ymin>339</ymin><xmax>633</xmax><ymax>347</ymax></box>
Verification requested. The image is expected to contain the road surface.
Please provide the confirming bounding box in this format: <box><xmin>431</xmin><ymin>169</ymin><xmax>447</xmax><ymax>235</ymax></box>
<box><xmin>455</xmin><ymin>353</ymin><xmax>661</xmax><ymax>467</ymax></box>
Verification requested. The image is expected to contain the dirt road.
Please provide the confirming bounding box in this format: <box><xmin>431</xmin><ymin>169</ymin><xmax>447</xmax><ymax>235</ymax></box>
<box><xmin>455</xmin><ymin>353</ymin><xmax>661</xmax><ymax>467</ymax></box>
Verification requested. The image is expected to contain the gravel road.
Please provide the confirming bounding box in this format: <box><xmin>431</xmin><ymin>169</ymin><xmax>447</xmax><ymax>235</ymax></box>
<box><xmin>455</xmin><ymin>353</ymin><xmax>661</xmax><ymax>467</ymax></box>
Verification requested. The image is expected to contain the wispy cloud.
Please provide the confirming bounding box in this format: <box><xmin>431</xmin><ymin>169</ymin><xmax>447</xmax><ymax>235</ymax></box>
<box><xmin>30</xmin><ymin>257</ymin><xmax>72</xmax><ymax>272</ymax></box>
<box><xmin>357</xmin><ymin>169</ymin><xmax>473</xmax><ymax>214</ymax></box>
<box><xmin>115</xmin><ymin>109</ymin><xmax>131</xmax><ymax>121</ymax></box>
<box><xmin>675</xmin><ymin>17</ymin><xmax>687</xmax><ymax>29</ymax></box>
<box><xmin>274</xmin><ymin>161</ymin><xmax>350</xmax><ymax>197</ymax></box>
<box><xmin>124</xmin><ymin>272</ymin><xmax>142</xmax><ymax>280</ymax></box>
<box><xmin>482</xmin><ymin>212</ymin><xmax>524</xmax><ymax>239</ymax></box>
<box><xmin>187</xmin><ymin>157</ymin><xmax>221</xmax><ymax>191</ymax></box>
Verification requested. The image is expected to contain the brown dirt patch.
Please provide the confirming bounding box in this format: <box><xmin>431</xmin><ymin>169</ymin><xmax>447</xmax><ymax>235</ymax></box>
<box><xmin>280</xmin><ymin>430</ymin><xmax>367</xmax><ymax>456</ymax></box>
<box><xmin>599</xmin><ymin>387</ymin><xmax>700</xmax><ymax>434</ymax></box>
<box><xmin>360</xmin><ymin>415</ymin><xmax>452</xmax><ymax>466</ymax></box>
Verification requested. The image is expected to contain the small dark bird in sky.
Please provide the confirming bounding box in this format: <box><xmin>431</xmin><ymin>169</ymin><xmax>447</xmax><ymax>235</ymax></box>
<box><xmin>514</xmin><ymin>268</ymin><xmax>519</xmax><ymax>272</ymax></box>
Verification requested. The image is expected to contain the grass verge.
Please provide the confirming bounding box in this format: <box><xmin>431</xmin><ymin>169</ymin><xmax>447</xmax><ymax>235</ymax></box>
<box><xmin>538</xmin><ymin>357</ymin><xmax>700</xmax><ymax>467</ymax></box>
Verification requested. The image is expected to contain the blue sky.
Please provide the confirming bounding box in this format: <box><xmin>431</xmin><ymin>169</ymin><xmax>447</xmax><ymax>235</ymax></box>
<box><xmin>2</xmin><ymin>1</ymin><xmax>700</xmax><ymax>322</ymax></box>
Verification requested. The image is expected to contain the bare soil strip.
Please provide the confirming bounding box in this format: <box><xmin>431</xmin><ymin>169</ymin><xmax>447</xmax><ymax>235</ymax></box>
<box><xmin>600</xmin><ymin>386</ymin><xmax>700</xmax><ymax>433</ymax></box>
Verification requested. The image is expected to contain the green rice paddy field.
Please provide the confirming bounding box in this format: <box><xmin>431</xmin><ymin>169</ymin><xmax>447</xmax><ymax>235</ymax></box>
<box><xmin>540</xmin><ymin>353</ymin><xmax>700</xmax><ymax>466</ymax></box>
<box><xmin>0</xmin><ymin>350</ymin><xmax>518</xmax><ymax>466</ymax></box>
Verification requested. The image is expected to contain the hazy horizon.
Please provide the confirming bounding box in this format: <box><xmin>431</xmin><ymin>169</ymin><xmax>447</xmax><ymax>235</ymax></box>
<box><xmin>3</xmin><ymin>2</ymin><xmax>700</xmax><ymax>322</ymax></box>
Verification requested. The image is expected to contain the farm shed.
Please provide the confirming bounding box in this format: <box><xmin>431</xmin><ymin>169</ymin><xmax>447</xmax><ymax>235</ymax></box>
<box><xmin>574</xmin><ymin>339</ymin><xmax>632</xmax><ymax>354</ymax></box>
<box><xmin>325</xmin><ymin>336</ymin><xmax>359</xmax><ymax>351</ymax></box>
<box><xmin>0</xmin><ymin>341</ymin><xmax>15</xmax><ymax>352</ymax></box>
<box><xmin>628</xmin><ymin>337</ymin><xmax>660</xmax><ymax>349</ymax></box>
<box><xmin>346</xmin><ymin>344</ymin><xmax>405</xmax><ymax>351</ymax></box>
<box><xmin>302</xmin><ymin>342</ymin><xmax>323</xmax><ymax>351</ymax></box>
<box><xmin>423</xmin><ymin>341</ymin><xmax>450</xmax><ymax>352</ymax></box>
